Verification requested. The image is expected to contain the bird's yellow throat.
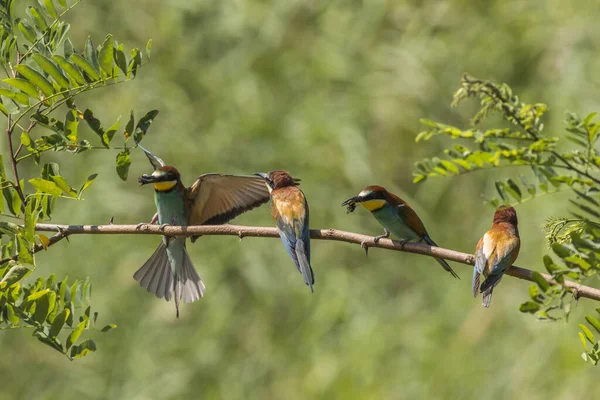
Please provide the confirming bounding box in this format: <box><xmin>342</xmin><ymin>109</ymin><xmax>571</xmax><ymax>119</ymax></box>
<box><xmin>153</xmin><ymin>181</ymin><xmax>177</xmax><ymax>191</ymax></box>
<box><xmin>360</xmin><ymin>199</ymin><xmax>386</xmax><ymax>211</ymax></box>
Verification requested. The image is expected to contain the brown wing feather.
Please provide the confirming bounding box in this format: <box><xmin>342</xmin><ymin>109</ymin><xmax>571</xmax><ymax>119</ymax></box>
<box><xmin>186</xmin><ymin>174</ymin><xmax>270</xmax><ymax>226</ymax></box>
<box><xmin>387</xmin><ymin>191</ymin><xmax>427</xmax><ymax>236</ymax></box>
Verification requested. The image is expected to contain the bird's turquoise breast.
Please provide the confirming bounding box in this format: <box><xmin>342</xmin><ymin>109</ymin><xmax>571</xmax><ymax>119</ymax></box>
<box><xmin>371</xmin><ymin>205</ymin><xmax>420</xmax><ymax>241</ymax></box>
<box><xmin>154</xmin><ymin>189</ymin><xmax>187</xmax><ymax>226</ymax></box>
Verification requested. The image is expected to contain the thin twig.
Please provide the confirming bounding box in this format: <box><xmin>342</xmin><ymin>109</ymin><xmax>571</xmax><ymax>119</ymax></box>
<box><xmin>32</xmin><ymin>223</ymin><xmax>600</xmax><ymax>302</ymax></box>
<box><xmin>6</xmin><ymin>114</ymin><xmax>26</xmax><ymax>210</ymax></box>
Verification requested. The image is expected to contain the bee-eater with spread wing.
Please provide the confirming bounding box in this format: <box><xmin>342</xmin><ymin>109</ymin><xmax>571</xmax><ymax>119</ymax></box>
<box><xmin>473</xmin><ymin>205</ymin><xmax>520</xmax><ymax>307</ymax></box>
<box><xmin>254</xmin><ymin>170</ymin><xmax>314</xmax><ymax>292</ymax></box>
<box><xmin>341</xmin><ymin>186</ymin><xmax>459</xmax><ymax>278</ymax></box>
<box><xmin>135</xmin><ymin>145</ymin><xmax>270</xmax><ymax>316</ymax></box>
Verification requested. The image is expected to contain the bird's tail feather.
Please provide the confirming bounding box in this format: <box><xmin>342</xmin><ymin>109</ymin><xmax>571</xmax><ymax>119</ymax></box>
<box><xmin>480</xmin><ymin>276</ymin><xmax>503</xmax><ymax>308</ymax></box>
<box><xmin>482</xmin><ymin>287</ymin><xmax>494</xmax><ymax>307</ymax></box>
<box><xmin>295</xmin><ymin>240</ymin><xmax>315</xmax><ymax>293</ymax></box>
<box><xmin>133</xmin><ymin>242</ymin><xmax>205</xmax><ymax>317</ymax></box>
<box><xmin>472</xmin><ymin>268</ymin><xmax>480</xmax><ymax>298</ymax></box>
<box><xmin>422</xmin><ymin>235</ymin><xmax>459</xmax><ymax>279</ymax></box>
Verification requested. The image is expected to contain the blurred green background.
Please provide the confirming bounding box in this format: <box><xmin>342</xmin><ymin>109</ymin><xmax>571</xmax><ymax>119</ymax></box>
<box><xmin>2</xmin><ymin>0</ymin><xmax>600</xmax><ymax>398</ymax></box>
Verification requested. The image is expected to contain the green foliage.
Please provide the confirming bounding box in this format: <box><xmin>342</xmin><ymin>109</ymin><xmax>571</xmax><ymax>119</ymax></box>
<box><xmin>0</xmin><ymin>0</ymin><xmax>153</xmax><ymax>359</ymax></box>
<box><xmin>415</xmin><ymin>74</ymin><xmax>600</xmax><ymax>364</ymax></box>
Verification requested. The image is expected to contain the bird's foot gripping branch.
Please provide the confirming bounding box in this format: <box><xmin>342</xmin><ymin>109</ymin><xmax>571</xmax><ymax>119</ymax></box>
<box><xmin>414</xmin><ymin>73</ymin><xmax>600</xmax><ymax>364</ymax></box>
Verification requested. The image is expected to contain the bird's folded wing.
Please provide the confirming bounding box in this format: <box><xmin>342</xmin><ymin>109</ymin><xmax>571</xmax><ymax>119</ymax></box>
<box><xmin>187</xmin><ymin>174</ymin><xmax>270</xmax><ymax>225</ymax></box>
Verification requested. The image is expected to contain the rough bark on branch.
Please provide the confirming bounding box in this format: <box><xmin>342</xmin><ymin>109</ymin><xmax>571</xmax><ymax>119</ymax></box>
<box><xmin>31</xmin><ymin>223</ymin><xmax>600</xmax><ymax>302</ymax></box>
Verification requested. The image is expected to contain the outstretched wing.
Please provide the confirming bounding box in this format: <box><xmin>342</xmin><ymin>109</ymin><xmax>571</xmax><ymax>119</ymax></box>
<box><xmin>137</xmin><ymin>143</ymin><xmax>165</xmax><ymax>170</ymax></box>
<box><xmin>187</xmin><ymin>174</ymin><xmax>270</xmax><ymax>226</ymax></box>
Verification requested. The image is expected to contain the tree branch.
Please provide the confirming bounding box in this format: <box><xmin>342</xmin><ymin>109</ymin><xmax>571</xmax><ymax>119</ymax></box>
<box><xmin>32</xmin><ymin>223</ymin><xmax>600</xmax><ymax>302</ymax></box>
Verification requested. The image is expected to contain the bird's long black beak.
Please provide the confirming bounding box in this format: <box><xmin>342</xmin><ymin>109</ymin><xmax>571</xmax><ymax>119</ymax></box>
<box><xmin>341</xmin><ymin>196</ymin><xmax>361</xmax><ymax>207</ymax></box>
<box><xmin>138</xmin><ymin>174</ymin><xmax>158</xmax><ymax>185</ymax></box>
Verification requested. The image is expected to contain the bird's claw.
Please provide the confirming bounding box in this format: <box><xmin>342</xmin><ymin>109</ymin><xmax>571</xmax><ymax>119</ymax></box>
<box><xmin>374</xmin><ymin>229</ymin><xmax>390</xmax><ymax>244</ymax></box>
<box><xmin>360</xmin><ymin>240</ymin><xmax>369</xmax><ymax>256</ymax></box>
<box><xmin>237</xmin><ymin>231</ymin><xmax>244</xmax><ymax>241</ymax></box>
<box><xmin>398</xmin><ymin>239</ymin><xmax>408</xmax><ymax>249</ymax></box>
<box><xmin>136</xmin><ymin>222</ymin><xmax>149</xmax><ymax>230</ymax></box>
<box><xmin>159</xmin><ymin>223</ymin><xmax>171</xmax><ymax>232</ymax></box>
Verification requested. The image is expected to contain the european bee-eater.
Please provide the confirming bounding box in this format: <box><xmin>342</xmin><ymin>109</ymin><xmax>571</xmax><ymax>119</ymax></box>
<box><xmin>473</xmin><ymin>205</ymin><xmax>520</xmax><ymax>307</ymax></box>
<box><xmin>341</xmin><ymin>186</ymin><xmax>459</xmax><ymax>278</ymax></box>
<box><xmin>135</xmin><ymin>145</ymin><xmax>271</xmax><ymax>316</ymax></box>
<box><xmin>254</xmin><ymin>170</ymin><xmax>314</xmax><ymax>292</ymax></box>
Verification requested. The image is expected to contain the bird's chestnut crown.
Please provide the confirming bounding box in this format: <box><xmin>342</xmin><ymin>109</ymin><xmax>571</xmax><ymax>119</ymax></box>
<box><xmin>493</xmin><ymin>205</ymin><xmax>518</xmax><ymax>225</ymax></box>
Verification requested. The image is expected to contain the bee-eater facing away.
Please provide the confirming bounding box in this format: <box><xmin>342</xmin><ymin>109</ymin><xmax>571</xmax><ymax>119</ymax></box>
<box><xmin>341</xmin><ymin>186</ymin><xmax>459</xmax><ymax>278</ymax></box>
<box><xmin>135</xmin><ymin>145</ymin><xmax>271</xmax><ymax>316</ymax></box>
<box><xmin>254</xmin><ymin>170</ymin><xmax>315</xmax><ymax>292</ymax></box>
<box><xmin>473</xmin><ymin>205</ymin><xmax>520</xmax><ymax>307</ymax></box>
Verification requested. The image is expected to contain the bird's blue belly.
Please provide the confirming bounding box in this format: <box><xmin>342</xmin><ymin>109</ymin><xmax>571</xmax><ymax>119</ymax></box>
<box><xmin>371</xmin><ymin>206</ymin><xmax>420</xmax><ymax>241</ymax></box>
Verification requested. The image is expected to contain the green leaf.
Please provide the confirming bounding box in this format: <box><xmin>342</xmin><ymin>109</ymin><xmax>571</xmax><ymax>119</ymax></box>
<box><xmin>32</xmin><ymin>54</ymin><xmax>70</xmax><ymax>89</ymax></box>
<box><xmin>145</xmin><ymin>39</ymin><xmax>152</xmax><ymax>60</ymax></box>
<box><xmin>50</xmin><ymin>175</ymin><xmax>77</xmax><ymax>197</ymax></box>
<box><xmin>124</xmin><ymin>110</ymin><xmax>134</xmax><ymax>140</ymax></box>
<box><xmin>63</xmin><ymin>38</ymin><xmax>74</xmax><ymax>59</ymax></box>
<box><xmin>0</xmin><ymin>88</ymin><xmax>30</xmax><ymax>105</ymax></box>
<box><xmin>66</xmin><ymin>318</ymin><xmax>86</xmax><ymax>351</ymax></box>
<box><xmin>101</xmin><ymin>323</ymin><xmax>117</xmax><ymax>332</ymax></box>
<box><xmin>57</xmin><ymin>0</ymin><xmax>67</xmax><ymax>7</ymax></box>
<box><xmin>71</xmin><ymin>339</ymin><xmax>96</xmax><ymax>359</ymax></box>
<box><xmin>50</xmin><ymin>308</ymin><xmax>69</xmax><ymax>338</ymax></box>
<box><xmin>115</xmin><ymin>149</ymin><xmax>131</xmax><ymax>181</ymax></box>
<box><xmin>15</xmin><ymin>64</ymin><xmax>56</xmax><ymax>98</ymax></box>
<box><xmin>531</xmin><ymin>271</ymin><xmax>550</xmax><ymax>292</ymax></box>
<box><xmin>17</xmin><ymin>235</ymin><xmax>34</xmax><ymax>265</ymax></box>
<box><xmin>53</xmin><ymin>55</ymin><xmax>86</xmax><ymax>86</ymax></box>
<box><xmin>505</xmin><ymin>179</ymin><xmax>522</xmax><ymax>202</ymax></box>
<box><xmin>78</xmin><ymin>173</ymin><xmax>97</xmax><ymax>196</ymax></box>
<box><xmin>586</xmin><ymin>316</ymin><xmax>600</xmax><ymax>334</ymax></box>
<box><xmin>64</xmin><ymin>109</ymin><xmax>78</xmax><ymax>142</ymax></box>
<box><xmin>103</xmin><ymin>116</ymin><xmax>120</xmax><ymax>147</ymax></box>
<box><xmin>580</xmin><ymin>324</ymin><xmax>596</xmax><ymax>343</ymax></box>
<box><xmin>28</xmin><ymin>288</ymin><xmax>51</xmax><ymax>301</ymax></box>
<box><xmin>83</xmin><ymin>36</ymin><xmax>100</xmax><ymax>74</ymax></box>
<box><xmin>519</xmin><ymin>302</ymin><xmax>540</xmax><ymax>313</ymax></box>
<box><xmin>134</xmin><ymin>110</ymin><xmax>159</xmax><ymax>143</ymax></box>
<box><xmin>43</xmin><ymin>0</ymin><xmax>58</xmax><ymax>19</ymax></box>
<box><xmin>495</xmin><ymin>181</ymin><xmax>507</xmax><ymax>203</ymax></box>
<box><xmin>114</xmin><ymin>44</ymin><xmax>128</xmax><ymax>75</ymax></box>
<box><xmin>3</xmin><ymin>78</ymin><xmax>40</xmax><ymax>99</ymax></box>
<box><xmin>83</xmin><ymin>109</ymin><xmax>108</xmax><ymax>147</ymax></box>
<box><xmin>29</xmin><ymin>178</ymin><xmax>62</xmax><ymax>196</ymax></box>
<box><xmin>33</xmin><ymin>291</ymin><xmax>51</xmax><ymax>324</ymax></box>
<box><xmin>70</xmin><ymin>54</ymin><xmax>100</xmax><ymax>81</ymax></box>
<box><xmin>17</xmin><ymin>19</ymin><xmax>37</xmax><ymax>43</ymax></box>
<box><xmin>98</xmin><ymin>34</ymin><xmax>114</xmax><ymax>76</ymax></box>
<box><xmin>26</xmin><ymin>6</ymin><xmax>48</xmax><ymax>32</ymax></box>
<box><xmin>127</xmin><ymin>47</ymin><xmax>141</xmax><ymax>78</ymax></box>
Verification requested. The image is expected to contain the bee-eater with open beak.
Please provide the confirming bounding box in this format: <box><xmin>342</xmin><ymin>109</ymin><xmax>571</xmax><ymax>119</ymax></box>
<box><xmin>254</xmin><ymin>170</ymin><xmax>314</xmax><ymax>292</ymax></box>
<box><xmin>473</xmin><ymin>205</ymin><xmax>520</xmax><ymax>307</ymax></box>
<box><xmin>135</xmin><ymin>145</ymin><xmax>271</xmax><ymax>316</ymax></box>
<box><xmin>341</xmin><ymin>186</ymin><xmax>459</xmax><ymax>278</ymax></box>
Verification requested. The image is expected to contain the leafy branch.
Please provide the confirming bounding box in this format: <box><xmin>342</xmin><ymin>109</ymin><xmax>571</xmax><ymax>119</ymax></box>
<box><xmin>0</xmin><ymin>0</ymin><xmax>154</xmax><ymax>360</ymax></box>
<box><xmin>415</xmin><ymin>73</ymin><xmax>600</xmax><ymax>364</ymax></box>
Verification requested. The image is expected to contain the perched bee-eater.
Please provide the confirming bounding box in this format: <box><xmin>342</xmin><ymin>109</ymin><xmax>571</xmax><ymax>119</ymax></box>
<box><xmin>135</xmin><ymin>145</ymin><xmax>270</xmax><ymax>316</ymax></box>
<box><xmin>473</xmin><ymin>205</ymin><xmax>520</xmax><ymax>307</ymax></box>
<box><xmin>254</xmin><ymin>170</ymin><xmax>314</xmax><ymax>292</ymax></box>
<box><xmin>341</xmin><ymin>186</ymin><xmax>459</xmax><ymax>278</ymax></box>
